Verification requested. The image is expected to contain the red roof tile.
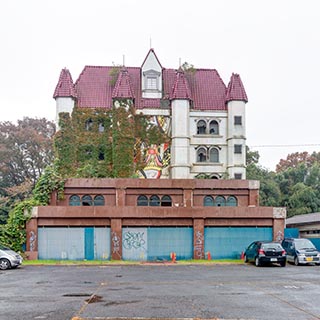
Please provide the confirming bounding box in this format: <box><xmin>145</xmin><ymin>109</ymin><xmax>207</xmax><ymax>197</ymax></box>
<box><xmin>53</xmin><ymin>68</ymin><xmax>76</xmax><ymax>98</ymax></box>
<box><xmin>66</xmin><ymin>53</ymin><xmax>247</xmax><ymax>110</ymax></box>
<box><xmin>112</xmin><ymin>68</ymin><xmax>135</xmax><ymax>99</ymax></box>
<box><xmin>226</xmin><ymin>73</ymin><xmax>248</xmax><ymax>102</ymax></box>
<box><xmin>170</xmin><ymin>70</ymin><xmax>192</xmax><ymax>100</ymax></box>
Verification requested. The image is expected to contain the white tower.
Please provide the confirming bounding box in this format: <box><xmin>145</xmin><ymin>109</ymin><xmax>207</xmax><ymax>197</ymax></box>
<box><xmin>170</xmin><ymin>70</ymin><xmax>192</xmax><ymax>178</ymax></box>
<box><xmin>53</xmin><ymin>68</ymin><xmax>76</xmax><ymax>130</ymax></box>
<box><xmin>226</xmin><ymin>73</ymin><xmax>248</xmax><ymax>179</ymax></box>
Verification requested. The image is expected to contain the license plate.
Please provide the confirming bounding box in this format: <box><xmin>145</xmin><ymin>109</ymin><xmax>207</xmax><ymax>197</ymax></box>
<box><xmin>270</xmin><ymin>258</ymin><xmax>277</xmax><ymax>262</ymax></box>
<box><xmin>306</xmin><ymin>257</ymin><xmax>313</xmax><ymax>262</ymax></box>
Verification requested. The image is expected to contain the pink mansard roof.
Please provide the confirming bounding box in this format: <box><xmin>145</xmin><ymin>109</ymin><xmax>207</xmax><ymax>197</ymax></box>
<box><xmin>57</xmin><ymin>56</ymin><xmax>247</xmax><ymax>110</ymax></box>
<box><xmin>53</xmin><ymin>68</ymin><xmax>77</xmax><ymax>98</ymax></box>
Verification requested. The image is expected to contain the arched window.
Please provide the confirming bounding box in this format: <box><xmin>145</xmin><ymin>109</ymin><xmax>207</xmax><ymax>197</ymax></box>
<box><xmin>227</xmin><ymin>196</ymin><xmax>238</xmax><ymax>206</ymax></box>
<box><xmin>82</xmin><ymin>195</ymin><xmax>93</xmax><ymax>206</ymax></box>
<box><xmin>69</xmin><ymin>195</ymin><xmax>80</xmax><ymax>206</ymax></box>
<box><xmin>209</xmin><ymin>120</ymin><xmax>219</xmax><ymax>135</ymax></box>
<box><xmin>94</xmin><ymin>195</ymin><xmax>105</xmax><ymax>206</ymax></box>
<box><xmin>98</xmin><ymin>123</ymin><xmax>104</xmax><ymax>133</ymax></box>
<box><xmin>209</xmin><ymin>148</ymin><xmax>219</xmax><ymax>163</ymax></box>
<box><xmin>197</xmin><ymin>120</ymin><xmax>207</xmax><ymax>134</ymax></box>
<box><xmin>161</xmin><ymin>195</ymin><xmax>172</xmax><ymax>207</ymax></box>
<box><xmin>215</xmin><ymin>196</ymin><xmax>226</xmax><ymax>207</ymax></box>
<box><xmin>149</xmin><ymin>195</ymin><xmax>160</xmax><ymax>207</ymax></box>
<box><xmin>137</xmin><ymin>195</ymin><xmax>148</xmax><ymax>206</ymax></box>
<box><xmin>204</xmin><ymin>195</ymin><xmax>214</xmax><ymax>206</ymax></box>
<box><xmin>85</xmin><ymin>119</ymin><xmax>93</xmax><ymax>131</ymax></box>
<box><xmin>197</xmin><ymin>147</ymin><xmax>207</xmax><ymax>162</ymax></box>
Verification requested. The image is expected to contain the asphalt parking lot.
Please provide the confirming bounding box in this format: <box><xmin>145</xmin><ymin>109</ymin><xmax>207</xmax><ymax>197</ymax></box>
<box><xmin>1</xmin><ymin>263</ymin><xmax>320</xmax><ymax>320</ymax></box>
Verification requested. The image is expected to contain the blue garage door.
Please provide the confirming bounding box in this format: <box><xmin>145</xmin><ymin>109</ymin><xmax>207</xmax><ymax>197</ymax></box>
<box><xmin>205</xmin><ymin>227</ymin><xmax>273</xmax><ymax>259</ymax></box>
<box><xmin>38</xmin><ymin>227</ymin><xmax>84</xmax><ymax>260</ymax></box>
<box><xmin>38</xmin><ymin>227</ymin><xmax>111</xmax><ymax>260</ymax></box>
<box><xmin>122</xmin><ymin>227</ymin><xmax>148</xmax><ymax>261</ymax></box>
<box><xmin>148</xmin><ymin>227</ymin><xmax>193</xmax><ymax>261</ymax></box>
<box><xmin>122</xmin><ymin>227</ymin><xmax>193</xmax><ymax>261</ymax></box>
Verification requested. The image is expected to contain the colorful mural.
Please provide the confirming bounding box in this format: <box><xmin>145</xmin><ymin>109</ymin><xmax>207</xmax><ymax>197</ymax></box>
<box><xmin>138</xmin><ymin>116</ymin><xmax>171</xmax><ymax>179</ymax></box>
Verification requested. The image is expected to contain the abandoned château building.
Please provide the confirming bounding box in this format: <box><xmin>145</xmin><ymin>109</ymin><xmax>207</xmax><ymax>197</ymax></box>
<box><xmin>25</xmin><ymin>49</ymin><xmax>286</xmax><ymax>261</ymax></box>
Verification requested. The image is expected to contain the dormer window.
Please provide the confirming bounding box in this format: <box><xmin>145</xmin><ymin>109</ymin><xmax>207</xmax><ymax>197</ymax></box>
<box><xmin>143</xmin><ymin>69</ymin><xmax>160</xmax><ymax>92</ymax></box>
<box><xmin>147</xmin><ymin>76</ymin><xmax>157</xmax><ymax>90</ymax></box>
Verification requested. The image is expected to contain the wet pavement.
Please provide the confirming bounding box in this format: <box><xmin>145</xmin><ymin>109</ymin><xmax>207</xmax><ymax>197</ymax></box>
<box><xmin>1</xmin><ymin>263</ymin><xmax>320</xmax><ymax>320</ymax></box>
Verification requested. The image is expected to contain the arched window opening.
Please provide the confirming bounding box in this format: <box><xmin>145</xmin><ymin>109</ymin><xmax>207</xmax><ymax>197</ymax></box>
<box><xmin>209</xmin><ymin>120</ymin><xmax>219</xmax><ymax>135</ymax></box>
<box><xmin>82</xmin><ymin>195</ymin><xmax>93</xmax><ymax>206</ymax></box>
<box><xmin>98</xmin><ymin>123</ymin><xmax>104</xmax><ymax>132</ymax></box>
<box><xmin>161</xmin><ymin>195</ymin><xmax>172</xmax><ymax>207</ymax></box>
<box><xmin>215</xmin><ymin>196</ymin><xmax>226</xmax><ymax>207</ymax></box>
<box><xmin>197</xmin><ymin>120</ymin><xmax>207</xmax><ymax>134</ymax></box>
<box><xmin>137</xmin><ymin>195</ymin><xmax>148</xmax><ymax>206</ymax></box>
<box><xmin>94</xmin><ymin>195</ymin><xmax>105</xmax><ymax>206</ymax></box>
<box><xmin>149</xmin><ymin>195</ymin><xmax>160</xmax><ymax>207</ymax></box>
<box><xmin>227</xmin><ymin>196</ymin><xmax>238</xmax><ymax>206</ymax></box>
<box><xmin>204</xmin><ymin>195</ymin><xmax>214</xmax><ymax>206</ymax></box>
<box><xmin>85</xmin><ymin>119</ymin><xmax>93</xmax><ymax>131</ymax></box>
<box><xmin>197</xmin><ymin>147</ymin><xmax>207</xmax><ymax>162</ymax></box>
<box><xmin>69</xmin><ymin>195</ymin><xmax>80</xmax><ymax>206</ymax></box>
<box><xmin>209</xmin><ymin>148</ymin><xmax>219</xmax><ymax>163</ymax></box>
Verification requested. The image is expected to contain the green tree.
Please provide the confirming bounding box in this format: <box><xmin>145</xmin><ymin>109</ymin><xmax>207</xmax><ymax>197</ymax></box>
<box><xmin>0</xmin><ymin>118</ymin><xmax>55</xmax><ymax>224</ymax></box>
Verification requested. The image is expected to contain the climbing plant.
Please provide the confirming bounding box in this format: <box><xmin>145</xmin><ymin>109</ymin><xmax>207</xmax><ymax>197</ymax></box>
<box><xmin>0</xmin><ymin>163</ymin><xmax>64</xmax><ymax>252</ymax></box>
<box><xmin>54</xmin><ymin>102</ymin><xmax>169</xmax><ymax>179</ymax></box>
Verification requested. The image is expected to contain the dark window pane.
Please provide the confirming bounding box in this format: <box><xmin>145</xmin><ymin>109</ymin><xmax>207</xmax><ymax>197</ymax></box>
<box><xmin>215</xmin><ymin>196</ymin><xmax>226</xmax><ymax>207</ymax></box>
<box><xmin>161</xmin><ymin>195</ymin><xmax>172</xmax><ymax>207</ymax></box>
<box><xmin>204</xmin><ymin>195</ymin><xmax>214</xmax><ymax>206</ymax></box>
<box><xmin>69</xmin><ymin>195</ymin><xmax>80</xmax><ymax>206</ymax></box>
<box><xmin>94</xmin><ymin>195</ymin><xmax>105</xmax><ymax>206</ymax></box>
<box><xmin>149</xmin><ymin>195</ymin><xmax>160</xmax><ymax>206</ymax></box>
<box><xmin>209</xmin><ymin>120</ymin><xmax>219</xmax><ymax>134</ymax></box>
<box><xmin>197</xmin><ymin>120</ymin><xmax>206</xmax><ymax>134</ymax></box>
<box><xmin>82</xmin><ymin>195</ymin><xmax>93</xmax><ymax>206</ymax></box>
<box><xmin>227</xmin><ymin>196</ymin><xmax>237</xmax><ymax>206</ymax></box>
<box><xmin>137</xmin><ymin>195</ymin><xmax>148</xmax><ymax>206</ymax></box>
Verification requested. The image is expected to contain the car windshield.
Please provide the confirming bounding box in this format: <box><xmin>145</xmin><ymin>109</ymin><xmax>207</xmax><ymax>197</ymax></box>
<box><xmin>295</xmin><ymin>239</ymin><xmax>316</xmax><ymax>250</ymax></box>
<box><xmin>0</xmin><ymin>244</ymin><xmax>10</xmax><ymax>250</ymax></box>
<box><xmin>262</xmin><ymin>243</ymin><xmax>282</xmax><ymax>250</ymax></box>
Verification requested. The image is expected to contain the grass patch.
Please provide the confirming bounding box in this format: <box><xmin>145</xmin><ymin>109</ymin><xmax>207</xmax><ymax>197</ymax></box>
<box><xmin>23</xmin><ymin>259</ymin><xmax>243</xmax><ymax>266</ymax></box>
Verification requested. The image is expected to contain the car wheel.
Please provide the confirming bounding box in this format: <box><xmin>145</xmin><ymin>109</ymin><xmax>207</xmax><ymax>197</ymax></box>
<box><xmin>280</xmin><ymin>261</ymin><xmax>286</xmax><ymax>267</ymax></box>
<box><xmin>244</xmin><ymin>254</ymin><xmax>248</xmax><ymax>263</ymax></box>
<box><xmin>0</xmin><ymin>258</ymin><xmax>11</xmax><ymax>270</ymax></box>
<box><xmin>255</xmin><ymin>257</ymin><xmax>261</xmax><ymax>267</ymax></box>
<box><xmin>294</xmin><ymin>257</ymin><xmax>299</xmax><ymax>266</ymax></box>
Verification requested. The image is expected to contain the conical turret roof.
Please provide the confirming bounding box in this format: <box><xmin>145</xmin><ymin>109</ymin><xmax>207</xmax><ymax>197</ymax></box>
<box><xmin>53</xmin><ymin>68</ymin><xmax>76</xmax><ymax>98</ymax></box>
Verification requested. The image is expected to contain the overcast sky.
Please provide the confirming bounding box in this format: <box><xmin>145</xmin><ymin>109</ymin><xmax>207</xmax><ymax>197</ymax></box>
<box><xmin>1</xmin><ymin>0</ymin><xmax>320</xmax><ymax>171</ymax></box>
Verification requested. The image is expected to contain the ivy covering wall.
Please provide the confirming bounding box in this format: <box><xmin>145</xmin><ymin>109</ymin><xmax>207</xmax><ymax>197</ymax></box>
<box><xmin>54</xmin><ymin>99</ymin><xmax>169</xmax><ymax>178</ymax></box>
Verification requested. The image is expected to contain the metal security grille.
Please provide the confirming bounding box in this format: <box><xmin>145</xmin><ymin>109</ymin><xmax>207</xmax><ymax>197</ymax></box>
<box><xmin>147</xmin><ymin>227</ymin><xmax>193</xmax><ymax>261</ymax></box>
<box><xmin>204</xmin><ymin>227</ymin><xmax>273</xmax><ymax>259</ymax></box>
<box><xmin>38</xmin><ymin>227</ymin><xmax>85</xmax><ymax>260</ymax></box>
<box><xmin>122</xmin><ymin>227</ymin><xmax>193</xmax><ymax>261</ymax></box>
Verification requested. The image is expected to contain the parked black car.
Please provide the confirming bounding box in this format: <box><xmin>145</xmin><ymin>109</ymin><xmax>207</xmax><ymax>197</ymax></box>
<box><xmin>281</xmin><ymin>238</ymin><xmax>320</xmax><ymax>266</ymax></box>
<box><xmin>244</xmin><ymin>241</ymin><xmax>287</xmax><ymax>267</ymax></box>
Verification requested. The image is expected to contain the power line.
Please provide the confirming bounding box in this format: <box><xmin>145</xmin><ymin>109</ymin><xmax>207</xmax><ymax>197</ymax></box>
<box><xmin>249</xmin><ymin>144</ymin><xmax>320</xmax><ymax>148</ymax></box>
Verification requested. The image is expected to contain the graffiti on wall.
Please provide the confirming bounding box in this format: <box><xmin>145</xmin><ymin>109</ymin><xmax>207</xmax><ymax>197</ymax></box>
<box><xmin>194</xmin><ymin>231</ymin><xmax>203</xmax><ymax>259</ymax></box>
<box><xmin>111</xmin><ymin>232</ymin><xmax>120</xmax><ymax>254</ymax></box>
<box><xmin>29</xmin><ymin>231</ymin><xmax>36</xmax><ymax>252</ymax></box>
<box><xmin>123</xmin><ymin>231</ymin><xmax>146</xmax><ymax>250</ymax></box>
<box><xmin>276</xmin><ymin>230</ymin><xmax>284</xmax><ymax>242</ymax></box>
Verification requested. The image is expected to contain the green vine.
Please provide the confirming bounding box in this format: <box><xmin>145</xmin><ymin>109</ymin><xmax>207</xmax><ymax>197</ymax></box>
<box><xmin>0</xmin><ymin>163</ymin><xmax>65</xmax><ymax>252</ymax></box>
